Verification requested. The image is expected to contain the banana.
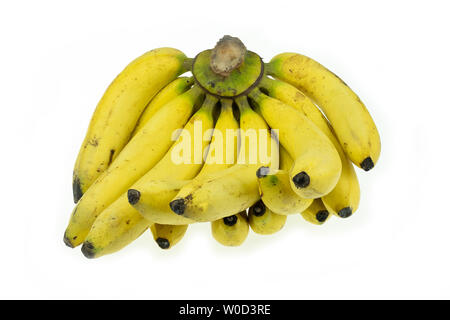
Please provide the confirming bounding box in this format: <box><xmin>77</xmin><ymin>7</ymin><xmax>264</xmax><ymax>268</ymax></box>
<box><xmin>300</xmin><ymin>198</ymin><xmax>330</xmax><ymax>225</ymax></box>
<box><xmin>131</xmin><ymin>99</ymin><xmax>239</xmax><ymax>240</ymax></box>
<box><xmin>168</xmin><ymin>99</ymin><xmax>240</xmax><ymax>230</ymax></box>
<box><xmin>64</xmin><ymin>86</ymin><xmax>203</xmax><ymax>248</ymax></box>
<box><xmin>132</xmin><ymin>77</ymin><xmax>194</xmax><ymax>136</ymax></box>
<box><xmin>211</xmin><ymin>211</ymin><xmax>249</xmax><ymax>246</ymax></box>
<box><xmin>150</xmin><ymin>224</ymin><xmax>188</xmax><ymax>249</ymax></box>
<box><xmin>267</xmin><ymin>52</ymin><xmax>381</xmax><ymax>171</ymax></box>
<box><xmin>248</xmin><ymin>89</ymin><xmax>341</xmax><ymax>199</ymax></box>
<box><xmin>257</xmin><ymin>146</ymin><xmax>312</xmax><ymax>215</ymax></box>
<box><xmin>169</xmin><ymin>96</ymin><xmax>278</xmax><ymax>222</ymax></box>
<box><xmin>73</xmin><ymin>48</ymin><xmax>188</xmax><ymax>202</ymax></box>
<box><xmin>127</xmin><ymin>179</ymin><xmax>193</xmax><ymax>223</ymax></box>
<box><xmin>260</xmin><ymin>77</ymin><xmax>360</xmax><ymax>218</ymax></box>
<box><xmin>195</xmin><ymin>99</ymin><xmax>239</xmax><ymax>178</ymax></box>
<box><xmin>322</xmin><ymin>160</ymin><xmax>359</xmax><ymax>218</ymax></box>
<box><xmin>248</xmin><ymin>200</ymin><xmax>286</xmax><ymax>235</ymax></box>
<box><xmin>128</xmin><ymin>96</ymin><xmax>217</xmax><ymax>223</ymax></box>
<box><xmin>81</xmin><ymin>95</ymin><xmax>216</xmax><ymax>258</ymax></box>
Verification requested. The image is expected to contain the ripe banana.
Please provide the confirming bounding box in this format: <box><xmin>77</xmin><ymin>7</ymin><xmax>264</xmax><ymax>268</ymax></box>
<box><xmin>211</xmin><ymin>211</ymin><xmax>249</xmax><ymax>246</ymax></box>
<box><xmin>260</xmin><ymin>77</ymin><xmax>360</xmax><ymax>218</ymax></box>
<box><xmin>267</xmin><ymin>52</ymin><xmax>381</xmax><ymax>171</ymax></box>
<box><xmin>132</xmin><ymin>77</ymin><xmax>194</xmax><ymax>136</ymax></box>
<box><xmin>169</xmin><ymin>96</ymin><xmax>278</xmax><ymax>222</ymax></box>
<box><xmin>150</xmin><ymin>224</ymin><xmax>188</xmax><ymax>249</ymax></box>
<box><xmin>128</xmin><ymin>95</ymin><xmax>216</xmax><ymax>223</ymax></box>
<box><xmin>248</xmin><ymin>89</ymin><xmax>341</xmax><ymax>199</ymax></box>
<box><xmin>248</xmin><ymin>200</ymin><xmax>287</xmax><ymax>235</ymax></box>
<box><xmin>195</xmin><ymin>99</ymin><xmax>239</xmax><ymax>177</ymax></box>
<box><xmin>300</xmin><ymin>198</ymin><xmax>330</xmax><ymax>225</ymax></box>
<box><xmin>73</xmin><ymin>48</ymin><xmax>188</xmax><ymax>202</ymax></box>
<box><xmin>81</xmin><ymin>95</ymin><xmax>215</xmax><ymax>258</ymax></box>
<box><xmin>64</xmin><ymin>86</ymin><xmax>203</xmax><ymax>248</ymax></box>
<box><xmin>257</xmin><ymin>146</ymin><xmax>312</xmax><ymax>215</ymax></box>
<box><xmin>170</xmin><ymin>99</ymin><xmax>240</xmax><ymax>230</ymax></box>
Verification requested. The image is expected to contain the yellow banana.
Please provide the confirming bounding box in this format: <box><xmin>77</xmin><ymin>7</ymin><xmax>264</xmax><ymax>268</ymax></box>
<box><xmin>150</xmin><ymin>224</ymin><xmax>188</xmax><ymax>249</ymax></box>
<box><xmin>128</xmin><ymin>96</ymin><xmax>216</xmax><ymax>223</ymax></box>
<box><xmin>195</xmin><ymin>99</ymin><xmax>239</xmax><ymax>178</ymax></box>
<box><xmin>300</xmin><ymin>198</ymin><xmax>330</xmax><ymax>225</ymax></box>
<box><xmin>132</xmin><ymin>77</ymin><xmax>194</xmax><ymax>136</ymax></box>
<box><xmin>169</xmin><ymin>99</ymin><xmax>240</xmax><ymax>230</ymax></box>
<box><xmin>257</xmin><ymin>146</ymin><xmax>312</xmax><ymax>214</ymax></box>
<box><xmin>81</xmin><ymin>95</ymin><xmax>216</xmax><ymax>258</ymax></box>
<box><xmin>211</xmin><ymin>211</ymin><xmax>249</xmax><ymax>246</ymax></box>
<box><xmin>267</xmin><ymin>52</ymin><xmax>381</xmax><ymax>171</ymax></box>
<box><xmin>169</xmin><ymin>96</ymin><xmax>278</xmax><ymax>222</ymax></box>
<box><xmin>73</xmin><ymin>48</ymin><xmax>187</xmax><ymax>202</ymax></box>
<box><xmin>260</xmin><ymin>77</ymin><xmax>360</xmax><ymax>218</ymax></box>
<box><xmin>248</xmin><ymin>200</ymin><xmax>287</xmax><ymax>235</ymax></box>
<box><xmin>248</xmin><ymin>89</ymin><xmax>341</xmax><ymax>199</ymax></box>
<box><xmin>64</xmin><ymin>86</ymin><xmax>203</xmax><ymax>248</ymax></box>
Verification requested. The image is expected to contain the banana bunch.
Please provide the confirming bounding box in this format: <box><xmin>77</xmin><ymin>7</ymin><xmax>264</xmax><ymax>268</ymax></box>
<box><xmin>64</xmin><ymin>35</ymin><xmax>380</xmax><ymax>258</ymax></box>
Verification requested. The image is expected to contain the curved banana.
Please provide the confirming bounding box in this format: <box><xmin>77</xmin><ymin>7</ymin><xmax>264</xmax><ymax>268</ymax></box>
<box><xmin>127</xmin><ymin>180</ymin><xmax>192</xmax><ymax>223</ymax></box>
<box><xmin>170</xmin><ymin>99</ymin><xmax>240</xmax><ymax>229</ymax></box>
<box><xmin>211</xmin><ymin>211</ymin><xmax>249</xmax><ymax>246</ymax></box>
<box><xmin>132</xmin><ymin>77</ymin><xmax>194</xmax><ymax>136</ymax></box>
<box><xmin>169</xmin><ymin>96</ymin><xmax>278</xmax><ymax>222</ymax></box>
<box><xmin>267</xmin><ymin>52</ymin><xmax>381</xmax><ymax>171</ymax></box>
<box><xmin>300</xmin><ymin>198</ymin><xmax>330</xmax><ymax>225</ymax></box>
<box><xmin>248</xmin><ymin>89</ymin><xmax>341</xmax><ymax>199</ymax></box>
<box><xmin>257</xmin><ymin>146</ymin><xmax>312</xmax><ymax>215</ymax></box>
<box><xmin>81</xmin><ymin>95</ymin><xmax>216</xmax><ymax>258</ymax></box>
<box><xmin>248</xmin><ymin>200</ymin><xmax>286</xmax><ymax>235</ymax></box>
<box><xmin>195</xmin><ymin>99</ymin><xmax>239</xmax><ymax>177</ymax></box>
<box><xmin>128</xmin><ymin>95</ymin><xmax>217</xmax><ymax>223</ymax></box>
<box><xmin>73</xmin><ymin>48</ymin><xmax>188</xmax><ymax>202</ymax></box>
<box><xmin>150</xmin><ymin>224</ymin><xmax>188</xmax><ymax>249</ymax></box>
<box><xmin>64</xmin><ymin>86</ymin><xmax>203</xmax><ymax>248</ymax></box>
<box><xmin>260</xmin><ymin>77</ymin><xmax>360</xmax><ymax>218</ymax></box>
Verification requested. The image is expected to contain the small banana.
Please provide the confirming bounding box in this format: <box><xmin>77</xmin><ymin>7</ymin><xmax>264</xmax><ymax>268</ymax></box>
<box><xmin>73</xmin><ymin>48</ymin><xmax>188</xmax><ymax>202</ymax></box>
<box><xmin>168</xmin><ymin>99</ymin><xmax>240</xmax><ymax>230</ymax></box>
<box><xmin>169</xmin><ymin>96</ymin><xmax>278</xmax><ymax>222</ymax></box>
<box><xmin>300</xmin><ymin>198</ymin><xmax>330</xmax><ymax>225</ymax></box>
<box><xmin>150</xmin><ymin>224</ymin><xmax>188</xmax><ymax>249</ymax></box>
<box><xmin>64</xmin><ymin>86</ymin><xmax>203</xmax><ymax>248</ymax></box>
<box><xmin>249</xmin><ymin>89</ymin><xmax>341</xmax><ymax>199</ymax></box>
<box><xmin>211</xmin><ymin>211</ymin><xmax>249</xmax><ymax>246</ymax></box>
<box><xmin>132</xmin><ymin>77</ymin><xmax>194</xmax><ymax>137</ymax></box>
<box><xmin>260</xmin><ymin>77</ymin><xmax>360</xmax><ymax>218</ymax></box>
<box><xmin>128</xmin><ymin>95</ymin><xmax>217</xmax><ymax>224</ymax></box>
<box><xmin>267</xmin><ymin>52</ymin><xmax>381</xmax><ymax>171</ymax></box>
<box><xmin>248</xmin><ymin>200</ymin><xmax>287</xmax><ymax>235</ymax></box>
<box><xmin>81</xmin><ymin>95</ymin><xmax>216</xmax><ymax>258</ymax></box>
<box><xmin>257</xmin><ymin>146</ymin><xmax>312</xmax><ymax>215</ymax></box>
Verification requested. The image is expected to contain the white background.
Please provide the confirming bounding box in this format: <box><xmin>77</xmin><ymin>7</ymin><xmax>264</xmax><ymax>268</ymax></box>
<box><xmin>1</xmin><ymin>0</ymin><xmax>449</xmax><ymax>299</ymax></box>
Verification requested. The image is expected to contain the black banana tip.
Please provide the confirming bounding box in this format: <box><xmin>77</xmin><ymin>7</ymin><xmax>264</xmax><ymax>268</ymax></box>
<box><xmin>63</xmin><ymin>232</ymin><xmax>75</xmax><ymax>248</ymax></box>
<box><xmin>72</xmin><ymin>177</ymin><xmax>83</xmax><ymax>203</ymax></box>
<box><xmin>170</xmin><ymin>199</ymin><xmax>186</xmax><ymax>215</ymax></box>
<box><xmin>360</xmin><ymin>157</ymin><xmax>374</xmax><ymax>171</ymax></box>
<box><xmin>251</xmin><ymin>200</ymin><xmax>266</xmax><ymax>217</ymax></box>
<box><xmin>156</xmin><ymin>238</ymin><xmax>170</xmax><ymax>249</ymax></box>
<box><xmin>316</xmin><ymin>210</ymin><xmax>329</xmax><ymax>223</ymax></box>
<box><xmin>338</xmin><ymin>207</ymin><xmax>353</xmax><ymax>218</ymax></box>
<box><xmin>127</xmin><ymin>189</ymin><xmax>141</xmax><ymax>205</ymax></box>
<box><xmin>292</xmin><ymin>171</ymin><xmax>310</xmax><ymax>188</ymax></box>
<box><xmin>81</xmin><ymin>241</ymin><xmax>96</xmax><ymax>259</ymax></box>
<box><xmin>223</xmin><ymin>215</ymin><xmax>238</xmax><ymax>226</ymax></box>
<box><xmin>256</xmin><ymin>166</ymin><xmax>269</xmax><ymax>178</ymax></box>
